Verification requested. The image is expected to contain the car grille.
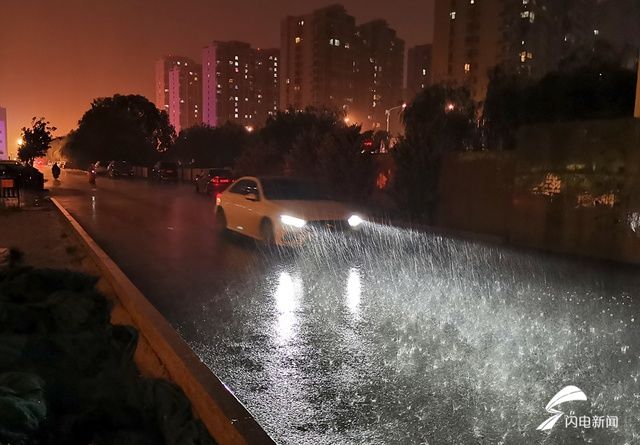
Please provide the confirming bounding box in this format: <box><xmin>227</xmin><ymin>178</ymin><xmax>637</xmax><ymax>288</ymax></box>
<box><xmin>307</xmin><ymin>220</ymin><xmax>350</xmax><ymax>231</ymax></box>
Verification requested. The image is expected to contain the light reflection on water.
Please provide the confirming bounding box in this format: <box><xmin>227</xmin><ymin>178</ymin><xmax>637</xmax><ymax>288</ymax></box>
<box><xmin>187</xmin><ymin>224</ymin><xmax>640</xmax><ymax>445</ymax></box>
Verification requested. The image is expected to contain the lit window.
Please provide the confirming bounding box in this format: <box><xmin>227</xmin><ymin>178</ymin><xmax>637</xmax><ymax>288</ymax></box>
<box><xmin>464</xmin><ymin>63</ymin><xmax>471</xmax><ymax>73</ymax></box>
<box><xmin>450</xmin><ymin>11</ymin><xmax>456</xmax><ymax>19</ymax></box>
<box><xmin>593</xmin><ymin>29</ymin><xmax>599</xmax><ymax>35</ymax></box>
<box><xmin>422</xmin><ymin>69</ymin><xmax>427</xmax><ymax>75</ymax></box>
<box><xmin>295</xmin><ymin>36</ymin><xmax>301</xmax><ymax>44</ymax></box>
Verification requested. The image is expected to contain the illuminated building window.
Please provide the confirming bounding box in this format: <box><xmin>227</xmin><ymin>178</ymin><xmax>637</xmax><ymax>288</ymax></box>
<box><xmin>295</xmin><ymin>36</ymin><xmax>301</xmax><ymax>44</ymax></box>
<box><xmin>450</xmin><ymin>11</ymin><xmax>456</xmax><ymax>19</ymax></box>
<box><xmin>464</xmin><ymin>63</ymin><xmax>471</xmax><ymax>73</ymax></box>
<box><xmin>593</xmin><ymin>29</ymin><xmax>599</xmax><ymax>35</ymax></box>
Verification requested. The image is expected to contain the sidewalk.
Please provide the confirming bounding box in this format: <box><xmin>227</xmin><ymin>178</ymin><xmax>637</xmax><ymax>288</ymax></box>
<box><xmin>0</xmin><ymin>201</ymin><xmax>217</xmax><ymax>445</ymax></box>
<box><xmin>0</xmin><ymin>202</ymin><xmax>85</xmax><ymax>270</ymax></box>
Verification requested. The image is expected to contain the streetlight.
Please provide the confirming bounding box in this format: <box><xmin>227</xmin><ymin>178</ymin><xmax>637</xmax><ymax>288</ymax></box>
<box><xmin>17</xmin><ymin>137</ymin><xmax>24</xmax><ymax>147</ymax></box>
<box><xmin>245</xmin><ymin>125</ymin><xmax>254</xmax><ymax>133</ymax></box>
<box><xmin>385</xmin><ymin>103</ymin><xmax>406</xmax><ymax>133</ymax></box>
<box><xmin>344</xmin><ymin>117</ymin><xmax>350</xmax><ymax>124</ymax></box>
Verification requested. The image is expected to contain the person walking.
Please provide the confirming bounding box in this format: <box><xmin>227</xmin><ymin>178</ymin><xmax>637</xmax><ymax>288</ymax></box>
<box><xmin>51</xmin><ymin>162</ymin><xmax>61</xmax><ymax>180</ymax></box>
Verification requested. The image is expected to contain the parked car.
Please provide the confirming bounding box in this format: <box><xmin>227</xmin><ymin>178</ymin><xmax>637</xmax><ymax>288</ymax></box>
<box><xmin>0</xmin><ymin>160</ymin><xmax>44</xmax><ymax>190</ymax></box>
<box><xmin>195</xmin><ymin>168</ymin><xmax>234</xmax><ymax>195</ymax></box>
<box><xmin>92</xmin><ymin>161</ymin><xmax>109</xmax><ymax>175</ymax></box>
<box><xmin>150</xmin><ymin>162</ymin><xmax>179</xmax><ymax>181</ymax></box>
<box><xmin>215</xmin><ymin>176</ymin><xmax>365</xmax><ymax>245</ymax></box>
<box><xmin>107</xmin><ymin>160</ymin><xmax>134</xmax><ymax>178</ymax></box>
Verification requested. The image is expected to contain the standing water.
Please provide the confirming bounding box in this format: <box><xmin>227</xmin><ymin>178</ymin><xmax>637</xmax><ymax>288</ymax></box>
<box><xmin>184</xmin><ymin>224</ymin><xmax>640</xmax><ymax>444</ymax></box>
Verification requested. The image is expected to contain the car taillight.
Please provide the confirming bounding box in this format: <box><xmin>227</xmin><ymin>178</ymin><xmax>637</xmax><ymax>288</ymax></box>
<box><xmin>215</xmin><ymin>194</ymin><xmax>221</xmax><ymax>205</ymax></box>
<box><xmin>211</xmin><ymin>176</ymin><xmax>232</xmax><ymax>185</ymax></box>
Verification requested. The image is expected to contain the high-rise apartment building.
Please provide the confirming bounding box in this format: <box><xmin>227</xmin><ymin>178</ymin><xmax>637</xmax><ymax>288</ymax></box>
<box><xmin>280</xmin><ymin>5</ymin><xmax>359</xmax><ymax>114</ymax></box>
<box><xmin>168</xmin><ymin>64</ymin><xmax>202</xmax><ymax>133</ymax></box>
<box><xmin>155</xmin><ymin>56</ymin><xmax>197</xmax><ymax>112</ymax></box>
<box><xmin>0</xmin><ymin>107</ymin><xmax>7</xmax><ymax>160</ymax></box>
<box><xmin>432</xmin><ymin>0</ymin><xmax>598</xmax><ymax>101</ymax></box>
<box><xmin>254</xmin><ymin>48</ymin><xmax>280</xmax><ymax>125</ymax></box>
<box><xmin>203</xmin><ymin>41</ymin><xmax>279</xmax><ymax>128</ymax></box>
<box><xmin>407</xmin><ymin>44</ymin><xmax>432</xmax><ymax>100</ymax></box>
<box><xmin>355</xmin><ymin>20</ymin><xmax>405</xmax><ymax>131</ymax></box>
<box><xmin>280</xmin><ymin>5</ymin><xmax>405</xmax><ymax>131</ymax></box>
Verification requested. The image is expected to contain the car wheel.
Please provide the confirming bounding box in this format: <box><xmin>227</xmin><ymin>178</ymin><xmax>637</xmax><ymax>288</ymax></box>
<box><xmin>215</xmin><ymin>208</ymin><xmax>227</xmax><ymax>232</ymax></box>
<box><xmin>260</xmin><ymin>218</ymin><xmax>275</xmax><ymax>245</ymax></box>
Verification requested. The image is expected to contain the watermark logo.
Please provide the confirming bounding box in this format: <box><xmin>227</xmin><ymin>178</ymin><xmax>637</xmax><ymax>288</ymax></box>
<box><xmin>537</xmin><ymin>386</ymin><xmax>587</xmax><ymax>431</ymax></box>
<box><xmin>537</xmin><ymin>386</ymin><xmax>619</xmax><ymax>431</ymax></box>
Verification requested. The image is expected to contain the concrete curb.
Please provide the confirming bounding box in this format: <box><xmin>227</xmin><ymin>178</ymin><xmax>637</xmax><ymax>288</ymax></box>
<box><xmin>50</xmin><ymin>197</ymin><xmax>276</xmax><ymax>445</ymax></box>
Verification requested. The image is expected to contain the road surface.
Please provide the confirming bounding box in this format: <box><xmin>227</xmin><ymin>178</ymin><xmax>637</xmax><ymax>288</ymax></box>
<box><xmin>49</xmin><ymin>169</ymin><xmax>640</xmax><ymax>445</ymax></box>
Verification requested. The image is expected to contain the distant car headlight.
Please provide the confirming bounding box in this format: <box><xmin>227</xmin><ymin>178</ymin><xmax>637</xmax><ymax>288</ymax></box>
<box><xmin>348</xmin><ymin>215</ymin><xmax>364</xmax><ymax>227</ymax></box>
<box><xmin>281</xmin><ymin>215</ymin><xmax>307</xmax><ymax>228</ymax></box>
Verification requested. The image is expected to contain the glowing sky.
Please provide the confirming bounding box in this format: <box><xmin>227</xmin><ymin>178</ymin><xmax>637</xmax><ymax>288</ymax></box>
<box><xmin>0</xmin><ymin>0</ymin><xmax>434</xmax><ymax>158</ymax></box>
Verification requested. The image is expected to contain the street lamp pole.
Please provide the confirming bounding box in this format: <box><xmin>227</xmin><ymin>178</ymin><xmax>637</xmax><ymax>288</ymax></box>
<box><xmin>385</xmin><ymin>103</ymin><xmax>406</xmax><ymax>133</ymax></box>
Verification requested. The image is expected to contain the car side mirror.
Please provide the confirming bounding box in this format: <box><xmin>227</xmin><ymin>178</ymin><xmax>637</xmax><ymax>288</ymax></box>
<box><xmin>245</xmin><ymin>193</ymin><xmax>259</xmax><ymax>202</ymax></box>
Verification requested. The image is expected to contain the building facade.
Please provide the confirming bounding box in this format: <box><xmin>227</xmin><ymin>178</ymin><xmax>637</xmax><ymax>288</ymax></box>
<box><xmin>0</xmin><ymin>107</ymin><xmax>7</xmax><ymax>160</ymax></box>
<box><xmin>168</xmin><ymin>63</ymin><xmax>202</xmax><ymax>134</ymax></box>
<box><xmin>202</xmin><ymin>41</ymin><xmax>279</xmax><ymax>128</ymax></box>
<box><xmin>254</xmin><ymin>48</ymin><xmax>281</xmax><ymax>126</ymax></box>
<box><xmin>280</xmin><ymin>5</ymin><xmax>359</xmax><ymax>115</ymax></box>
<box><xmin>355</xmin><ymin>20</ymin><xmax>405</xmax><ymax>131</ymax></box>
<box><xmin>155</xmin><ymin>56</ymin><xmax>197</xmax><ymax>113</ymax></box>
<box><xmin>432</xmin><ymin>0</ymin><xmax>598</xmax><ymax>101</ymax></box>
<box><xmin>407</xmin><ymin>44</ymin><xmax>432</xmax><ymax>100</ymax></box>
<box><xmin>280</xmin><ymin>4</ymin><xmax>405</xmax><ymax>131</ymax></box>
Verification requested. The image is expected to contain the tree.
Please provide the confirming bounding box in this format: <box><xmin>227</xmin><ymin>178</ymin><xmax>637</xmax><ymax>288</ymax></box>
<box><xmin>286</xmin><ymin>124</ymin><xmax>376</xmax><ymax>201</ymax></box>
<box><xmin>64</xmin><ymin>94</ymin><xmax>175</xmax><ymax>168</ymax></box>
<box><xmin>18</xmin><ymin>117</ymin><xmax>56</xmax><ymax>164</ymax></box>
<box><xmin>234</xmin><ymin>107</ymin><xmax>344</xmax><ymax>176</ymax></box>
<box><xmin>482</xmin><ymin>43</ymin><xmax>637</xmax><ymax>149</ymax></box>
<box><xmin>393</xmin><ymin>85</ymin><xmax>478</xmax><ymax>221</ymax></box>
<box><xmin>171</xmin><ymin>123</ymin><xmax>250</xmax><ymax>167</ymax></box>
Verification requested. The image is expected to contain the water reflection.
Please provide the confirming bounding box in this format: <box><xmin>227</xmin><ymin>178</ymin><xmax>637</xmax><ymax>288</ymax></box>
<box><xmin>346</xmin><ymin>267</ymin><xmax>361</xmax><ymax>316</ymax></box>
<box><xmin>273</xmin><ymin>270</ymin><xmax>302</xmax><ymax>343</ymax></box>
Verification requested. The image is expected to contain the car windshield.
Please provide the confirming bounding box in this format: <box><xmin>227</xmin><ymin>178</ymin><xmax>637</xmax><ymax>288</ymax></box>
<box><xmin>208</xmin><ymin>169</ymin><xmax>231</xmax><ymax>177</ymax></box>
<box><xmin>261</xmin><ymin>178</ymin><xmax>332</xmax><ymax>201</ymax></box>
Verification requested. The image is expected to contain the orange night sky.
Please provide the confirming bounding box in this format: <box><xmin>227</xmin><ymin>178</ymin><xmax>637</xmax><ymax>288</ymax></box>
<box><xmin>0</xmin><ymin>0</ymin><xmax>434</xmax><ymax>158</ymax></box>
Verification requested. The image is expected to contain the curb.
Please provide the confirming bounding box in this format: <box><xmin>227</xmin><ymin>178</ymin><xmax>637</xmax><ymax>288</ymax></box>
<box><xmin>50</xmin><ymin>197</ymin><xmax>275</xmax><ymax>445</ymax></box>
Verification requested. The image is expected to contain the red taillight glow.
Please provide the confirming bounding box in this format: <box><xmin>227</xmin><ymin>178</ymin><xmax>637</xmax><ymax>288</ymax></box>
<box><xmin>211</xmin><ymin>176</ymin><xmax>232</xmax><ymax>185</ymax></box>
<box><xmin>215</xmin><ymin>194</ymin><xmax>221</xmax><ymax>205</ymax></box>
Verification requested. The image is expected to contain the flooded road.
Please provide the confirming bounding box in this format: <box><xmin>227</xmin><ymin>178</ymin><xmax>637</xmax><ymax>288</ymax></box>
<box><xmin>52</xmin><ymin>171</ymin><xmax>640</xmax><ymax>444</ymax></box>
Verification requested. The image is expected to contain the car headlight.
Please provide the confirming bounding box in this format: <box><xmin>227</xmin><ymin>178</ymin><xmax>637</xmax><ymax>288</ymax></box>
<box><xmin>348</xmin><ymin>215</ymin><xmax>364</xmax><ymax>227</ymax></box>
<box><xmin>280</xmin><ymin>214</ymin><xmax>307</xmax><ymax>228</ymax></box>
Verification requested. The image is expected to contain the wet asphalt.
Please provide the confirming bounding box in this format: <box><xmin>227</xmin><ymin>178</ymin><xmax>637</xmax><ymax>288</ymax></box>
<box><xmin>48</xmin><ymin>170</ymin><xmax>640</xmax><ymax>445</ymax></box>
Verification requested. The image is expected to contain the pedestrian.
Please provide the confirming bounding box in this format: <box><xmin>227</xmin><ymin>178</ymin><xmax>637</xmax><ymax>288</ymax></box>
<box><xmin>52</xmin><ymin>162</ymin><xmax>61</xmax><ymax>179</ymax></box>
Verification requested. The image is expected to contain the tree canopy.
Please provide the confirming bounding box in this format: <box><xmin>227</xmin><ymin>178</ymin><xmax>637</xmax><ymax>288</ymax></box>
<box><xmin>482</xmin><ymin>44</ymin><xmax>637</xmax><ymax>149</ymax></box>
<box><xmin>170</xmin><ymin>122</ymin><xmax>250</xmax><ymax>167</ymax></box>
<box><xmin>393</xmin><ymin>85</ymin><xmax>478</xmax><ymax>221</ymax></box>
<box><xmin>18</xmin><ymin>117</ymin><xmax>56</xmax><ymax>165</ymax></box>
<box><xmin>64</xmin><ymin>94</ymin><xmax>175</xmax><ymax>168</ymax></box>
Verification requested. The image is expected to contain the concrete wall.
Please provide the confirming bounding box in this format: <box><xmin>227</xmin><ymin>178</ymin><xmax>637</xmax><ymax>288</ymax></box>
<box><xmin>437</xmin><ymin>151</ymin><xmax>514</xmax><ymax>237</ymax></box>
<box><xmin>436</xmin><ymin>118</ymin><xmax>640</xmax><ymax>264</ymax></box>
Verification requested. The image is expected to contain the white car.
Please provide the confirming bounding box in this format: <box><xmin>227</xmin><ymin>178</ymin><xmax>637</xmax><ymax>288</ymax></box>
<box><xmin>215</xmin><ymin>176</ymin><xmax>365</xmax><ymax>245</ymax></box>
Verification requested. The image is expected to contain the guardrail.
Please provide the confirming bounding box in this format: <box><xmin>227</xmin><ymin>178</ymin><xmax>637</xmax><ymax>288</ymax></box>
<box><xmin>50</xmin><ymin>197</ymin><xmax>276</xmax><ymax>445</ymax></box>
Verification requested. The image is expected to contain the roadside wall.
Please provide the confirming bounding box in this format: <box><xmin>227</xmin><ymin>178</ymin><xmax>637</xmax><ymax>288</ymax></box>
<box><xmin>436</xmin><ymin>118</ymin><xmax>640</xmax><ymax>263</ymax></box>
